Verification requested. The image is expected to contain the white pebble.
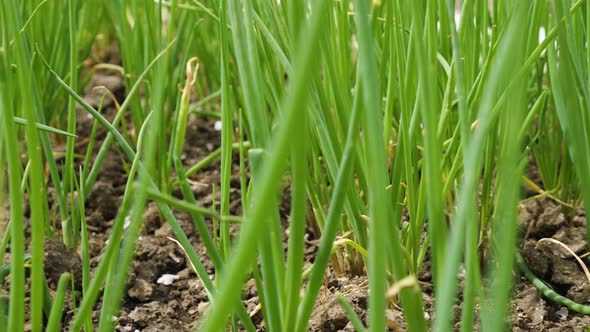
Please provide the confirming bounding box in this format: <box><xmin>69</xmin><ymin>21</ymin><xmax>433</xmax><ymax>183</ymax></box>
<box><xmin>556</xmin><ymin>306</ymin><xmax>568</xmax><ymax>320</ymax></box>
<box><xmin>157</xmin><ymin>274</ymin><xmax>179</xmax><ymax>285</ymax></box>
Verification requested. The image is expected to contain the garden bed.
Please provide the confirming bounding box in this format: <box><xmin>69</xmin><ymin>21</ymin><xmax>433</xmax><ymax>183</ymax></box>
<box><xmin>33</xmin><ymin>66</ymin><xmax>590</xmax><ymax>331</ymax></box>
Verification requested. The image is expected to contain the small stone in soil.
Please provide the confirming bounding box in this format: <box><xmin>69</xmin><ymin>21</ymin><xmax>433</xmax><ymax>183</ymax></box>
<box><xmin>556</xmin><ymin>307</ymin><xmax>569</xmax><ymax>321</ymax></box>
<box><xmin>157</xmin><ymin>274</ymin><xmax>179</xmax><ymax>285</ymax></box>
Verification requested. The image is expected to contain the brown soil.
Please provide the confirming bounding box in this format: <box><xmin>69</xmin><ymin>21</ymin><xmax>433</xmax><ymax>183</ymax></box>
<box><xmin>34</xmin><ymin>52</ymin><xmax>590</xmax><ymax>331</ymax></box>
<box><xmin>515</xmin><ymin>197</ymin><xmax>590</xmax><ymax>331</ymax></box>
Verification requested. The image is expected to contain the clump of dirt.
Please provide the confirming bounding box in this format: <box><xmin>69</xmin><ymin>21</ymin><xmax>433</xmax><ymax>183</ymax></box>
<box><xmin>44</xmin><ymin>238</ymin><xmax>82</xmax><ymax>290</ymax></box>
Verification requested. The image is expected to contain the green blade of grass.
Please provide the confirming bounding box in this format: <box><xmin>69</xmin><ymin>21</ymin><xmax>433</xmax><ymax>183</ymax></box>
<box><xmin>4</xmin><ymin>2</ymin><xmax>48</xmax><ymax>330</ymax></box>
<box><xmin>0</xmin><ymin>58</ymin><xmax>26</xmax><ymax>332</ymax></box>
<box><xmin>408</xmin><ymin>0</ymin><xmax>446</xmax><ymax>296</ymax></box>
<box><xmin>282</xmin><ymin>97</ymin><xmax>308</xmax><ymax>330</ymax></box>
<box><xmin>46</xmin><ymin>273</ymin><xmax>70</xmax><ymax>332</ymax></box>
<box><xmin>219</xmin><ymin>0</ymin><xmax>233</xmax><ymax>268</ymax></box>
<box><xmin>98</xmin><ymin>111</ymin><xmax>154</xmax><ymax>332</ymax></box>
<box><xmin>350</xmin><ymin>0</ymin><xmax>387</xmax><ymax>330</ymax></box>
<box><xmin>337</xmin><ymin>293</ymin><xmax>367</xmax><ymax>332</ymax></box>
<box><xmin>12</xmin><ymin>117</ymin><xmax>77</xmax><ymax>137</ymax></box>
<box><xmin>61</xmin><ymin>0</ymin><xmax>80</xmax><ymax>247</ymax></box>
